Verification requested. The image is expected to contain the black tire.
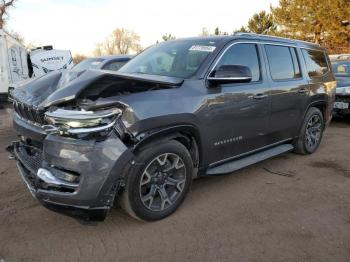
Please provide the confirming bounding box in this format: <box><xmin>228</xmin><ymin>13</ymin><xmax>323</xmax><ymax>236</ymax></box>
<box><xmin>120</xmin><ymin>140</ymin><xmax>193</xmax><ymax>221</ymax></box>
<box><xmin>293</xmin><ymin>107</ymin><xmax>324</xmax><ymax>155</ymax></box>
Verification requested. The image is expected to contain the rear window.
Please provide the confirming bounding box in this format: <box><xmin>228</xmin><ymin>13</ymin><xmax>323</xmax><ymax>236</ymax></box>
<box><xmin>103</xmin><ymin>61</ymin><xmax>128</xmax><ymax>71</ymax></box>
<box><xmin>302</xmin><ymin>49</ymin><xmax>329</xmax><ymax>77</ymax></box>
<box><xmin>73</xmin><ymin>58</ymin><xmax>104</xmax><ymax>71</ymax></box>
<box><xmin>265</xmin><ymin>45</ymin><xmax>301</xmax><ymax>80</ymax></box>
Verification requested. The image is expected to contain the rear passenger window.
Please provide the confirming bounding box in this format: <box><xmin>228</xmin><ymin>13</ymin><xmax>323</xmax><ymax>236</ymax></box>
<box><xmin>216</xmin><ymin>43</ymin><xmax>261</xmax><ymax>82</ymax></box>
<box><xmin>265</xmin><ymin>45</ymin><xmax>301</xmax><ymax>80</ymax></box>
<box><xmin>302</xmin><ymin>49</ymin><xmax>329</xmax><ymax>77</ymax></box>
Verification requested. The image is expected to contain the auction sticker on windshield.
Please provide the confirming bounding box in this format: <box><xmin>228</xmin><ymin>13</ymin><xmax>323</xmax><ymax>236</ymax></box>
<box><xmin>189</xmin><ymin>45</ymin><xmax>216</xmax><ymax>52</ymax></box>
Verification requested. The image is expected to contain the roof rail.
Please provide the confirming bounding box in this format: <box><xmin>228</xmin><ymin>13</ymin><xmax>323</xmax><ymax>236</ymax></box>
<box><xmin>234</xmin><ymin>32</ymin><xmax>320</xmax><ymax>47</ymax></box>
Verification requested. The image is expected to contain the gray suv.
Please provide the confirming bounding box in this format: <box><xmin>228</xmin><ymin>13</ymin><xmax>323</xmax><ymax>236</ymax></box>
<box><xmin>7</xmin><ymin>33</ymin><xmax>336</xmax><ymax>221</ymax></box>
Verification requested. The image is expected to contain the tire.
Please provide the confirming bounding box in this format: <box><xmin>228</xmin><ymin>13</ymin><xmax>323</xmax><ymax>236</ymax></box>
<box><xmin>120</xmin><ymin>140</ymin><xmax>193</xmax><ymax>221</ymax></box>
<box><xmin>293</xmin><ymin>107</ymin><xmax>324</xmax><ymax>155</ymax></box>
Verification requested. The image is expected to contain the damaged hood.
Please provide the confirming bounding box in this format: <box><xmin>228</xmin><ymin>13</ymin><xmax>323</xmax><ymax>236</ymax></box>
<box><xmin>10</xmin><ymin>69</ymin><xmax>184</xmax><ymax>108</ymax></box>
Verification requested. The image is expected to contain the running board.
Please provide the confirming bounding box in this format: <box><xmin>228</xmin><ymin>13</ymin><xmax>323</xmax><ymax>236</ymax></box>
<box><xmin>206</xmin><ymin>144</ymin><xmax>294</xmax><ymax>175</ymax></box>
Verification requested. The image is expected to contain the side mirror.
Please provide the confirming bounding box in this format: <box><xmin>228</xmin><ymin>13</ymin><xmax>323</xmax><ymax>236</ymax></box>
<box><xmin>208</xmin><ymin>65</ymin><xmax>252</xmax><ymax>84</ymax></box>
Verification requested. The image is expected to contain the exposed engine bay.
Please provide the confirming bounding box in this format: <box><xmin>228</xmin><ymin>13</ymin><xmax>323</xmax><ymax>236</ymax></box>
<box><xmin>9</xmin><ymin>69</ymin><xmax>184</xmax><ymax>147</ymax></box>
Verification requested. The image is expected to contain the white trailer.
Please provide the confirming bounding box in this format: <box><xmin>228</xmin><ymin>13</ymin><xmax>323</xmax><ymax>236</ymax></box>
<box><xmin>0</xmin><ymin>29</ymin><xmax>29</xmax><ymax>100</ymax></box>
<box><xmin>30</xmin><ymin>48</ymin><xmax>74</xmax><ymax>77</ymax></box>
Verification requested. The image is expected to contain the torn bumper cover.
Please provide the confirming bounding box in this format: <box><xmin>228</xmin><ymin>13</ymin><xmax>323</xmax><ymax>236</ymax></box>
<box><xmin>8</xmin><ymin>116</ymin><xmax>136</xmax><ymax>221</ymax></box>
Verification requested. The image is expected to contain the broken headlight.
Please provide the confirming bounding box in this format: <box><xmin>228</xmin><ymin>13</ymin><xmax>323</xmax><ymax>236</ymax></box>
<box><xmin>44</xmin><ymin>108</ymin><xmax>122</xmax><ymax>135</ymax></box>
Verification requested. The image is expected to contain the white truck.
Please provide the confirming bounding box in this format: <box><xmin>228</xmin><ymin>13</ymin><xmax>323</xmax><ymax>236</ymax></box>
<box><xmin>0</xmin><ymin>29</ymin><xmax>29</xmax><ymax>101</ymax></box>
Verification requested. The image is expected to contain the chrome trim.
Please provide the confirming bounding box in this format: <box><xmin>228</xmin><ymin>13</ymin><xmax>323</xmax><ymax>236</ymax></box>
<box><xmin>37</xmin><ymin>168</ymin><xmax>78</xmax><ymax>188</ymax></box>
<box><xmin>207</xmin><ymin>76</ymin><xmax>252</xmax><ymax>81</ymax></box>
<box><xmin>209</xmin><ymin>138</ymin><xmax>293</xmax><ymax>167</ymax></box>
<box><xmin>234</xmin><ymin>33</ymin><xmax>321</xmax><ymax>46</ymax></box>
<box><xmin>66</xmin><ymin>118</ymin><xmax>118</xmax><ymax>134</ymax></box>
<box><xmin>45</xmin><ymin>108</ymin><xmax>121</xmax><ymax>121</ymax></box>
<box><xmin>206</xmin><ymin>40</ymin><xmax>327</xmax><ymax>80</ymax></box>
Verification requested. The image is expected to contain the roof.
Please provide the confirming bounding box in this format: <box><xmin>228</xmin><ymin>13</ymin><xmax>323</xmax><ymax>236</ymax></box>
<box><xmin>173</xmin><ymin>33</ymin><xmax>323</xmax><ymax>50</ymax></box>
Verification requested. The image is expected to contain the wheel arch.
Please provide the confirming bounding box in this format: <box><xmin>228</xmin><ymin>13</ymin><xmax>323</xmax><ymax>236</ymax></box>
<box><xmin>305</xmin><ymin>100</ymin><xmax>328</xmax><ymax>123</ymax></box>
<box><xmin>296</xmin><ymin>99</ymin><xmax>328</xmax><ymax>139</ymax></box>
<box><xmin>132</xmin><ymin>125</ymin><xmax>202</xmax><ymax>177</ymax></box>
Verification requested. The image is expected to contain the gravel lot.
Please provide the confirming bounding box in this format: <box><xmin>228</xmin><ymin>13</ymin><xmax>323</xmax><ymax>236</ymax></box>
<box><xmin>0</xmin><ymin>107</ymin><xmax>349</xmax><ymax>262</ymax></box>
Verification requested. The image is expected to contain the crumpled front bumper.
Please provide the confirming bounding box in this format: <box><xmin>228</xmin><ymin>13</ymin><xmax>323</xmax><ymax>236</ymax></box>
<box><xmin>9</xmin><ymin>113</ymin><xmax>136</xmax><ymax>221</ymax></box>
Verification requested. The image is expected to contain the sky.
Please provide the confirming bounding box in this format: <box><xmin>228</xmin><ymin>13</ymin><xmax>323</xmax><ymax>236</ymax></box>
<box><xmin>7</xmin><ymin>0</ymin><xmax>280</xmax><ymax>55</ymax></box>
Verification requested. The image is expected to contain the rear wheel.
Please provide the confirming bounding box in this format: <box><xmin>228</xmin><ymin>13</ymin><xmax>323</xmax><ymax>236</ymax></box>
<box><xmin>294</xmin><ymin>107</ymin><xmax>324</xmax><ymax>154</ymax></box>
<box><xmin>120</xmin><ymin>140</ymin><xmax>193</xmax><ymax>221</ymax></box>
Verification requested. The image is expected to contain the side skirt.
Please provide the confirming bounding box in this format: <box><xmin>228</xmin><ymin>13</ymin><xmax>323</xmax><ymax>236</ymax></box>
<box><xmin>206</xmin><ymin>144</ymin><xmax>294</xmax><ymax>176</ymax></box>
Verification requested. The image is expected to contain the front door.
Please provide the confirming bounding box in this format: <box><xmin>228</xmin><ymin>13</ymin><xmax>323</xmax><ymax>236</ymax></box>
<box><xmin>204</xmin><ymin>43</ymin><xmax>270</xmax><ymax>164</ymax></box>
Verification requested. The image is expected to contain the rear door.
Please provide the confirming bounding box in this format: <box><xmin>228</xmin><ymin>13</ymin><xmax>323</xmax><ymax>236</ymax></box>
<box><xmin>263</xmin><ymin>44</ymin><xmax>310</xmax><ymax>143</ymax></box>
<box><xmin>204</xmin><ymin>42</ymin><xmax>271</xmax><ymax>163</ymax></box>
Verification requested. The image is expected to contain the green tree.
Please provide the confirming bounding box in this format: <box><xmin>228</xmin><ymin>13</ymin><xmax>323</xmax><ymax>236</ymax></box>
<box><xmin>233</xmin><ymin>26</ymin><xmax>249</xmax><ymax>33</ymax></box>
<box><xmin>162</xmin><ymin>33</ymin><xmax>176</xmax><ymax>41</ymax></box>
<box><xmin>246</xmin><ymin>11</ymin><xmax>276</xmax><ymax>34</ymax></box>
<box><xmin>271</xmin><ymin>0</ymin><xmax>350</xmax><ymax>53</ymax></box>
<box><xmin>214</xmin><ymin>27</ymin><xmax>220</xmax><ymax>35</ymax></box>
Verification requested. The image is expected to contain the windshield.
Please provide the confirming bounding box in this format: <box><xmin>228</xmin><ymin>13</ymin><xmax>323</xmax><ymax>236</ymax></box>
<box><xmin>73</xmin><ymin>58</ymin><xmax>104</xmax><ymax>71</ymax></box>
<box><xmin>119</xmin><ymin>39</ymin><xmax>219</xmax><ymax>78</ymax></box>
<box><xmin>331</xmin><ymin>61</ymin><xmax>350</xmax><ymax>77</ymax></box>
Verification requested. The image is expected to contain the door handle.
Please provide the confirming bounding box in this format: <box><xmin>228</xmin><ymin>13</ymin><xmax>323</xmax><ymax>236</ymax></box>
<box><xmin>298</xmin><ymin>88</ymin><xmax>308</xmax><ymax>94</ymax></box>
<box><xmin>251</xmin><ymin>94</ymin><xmax>268</xmax><ymax>100</ymax></box>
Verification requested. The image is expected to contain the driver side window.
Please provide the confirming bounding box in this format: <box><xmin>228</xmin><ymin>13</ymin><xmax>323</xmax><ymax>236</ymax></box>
<box><xmin>216</xmin><ymin>43</ymin><xmax>261</xmax><ymax>82</ymax></box>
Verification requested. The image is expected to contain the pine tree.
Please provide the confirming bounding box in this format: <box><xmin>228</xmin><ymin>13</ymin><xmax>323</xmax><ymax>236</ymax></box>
<box><xmin>271</xmin><ymin>0</ymin><xmax>350</xmax><ymax>53</ymax></box>
<box><xmin>246</xmin><ymin>11</ymin><xmax>276</xmax><ymax>34</ymax></box>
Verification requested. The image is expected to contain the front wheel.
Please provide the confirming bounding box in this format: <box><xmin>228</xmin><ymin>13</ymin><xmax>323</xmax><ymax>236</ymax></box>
<box><xmin>294</xmin><ymin>107</ymin><xmax>324</xmax><ymax>154</ymax></box>
<box><xmin>120</xmin><ymin>140</ymin><xmax>193</xmax><ymax>221</ymax></box>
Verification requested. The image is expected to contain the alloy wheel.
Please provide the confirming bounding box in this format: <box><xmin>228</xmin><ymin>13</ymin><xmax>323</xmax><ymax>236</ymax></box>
<box><xmin>139</xmin><ymin>153</ymin><xmax>187</xmax><ymax>211</ymax></box>
<box><xmin>305</xmin><ymin>114</ymin><xmax>322</xmax><ymax>150</ymax></box>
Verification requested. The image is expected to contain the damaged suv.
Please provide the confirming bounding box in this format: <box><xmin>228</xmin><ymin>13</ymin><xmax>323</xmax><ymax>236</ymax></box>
<box><xmin>8</xmin><ymin>34</ymin><xmax>335</xmax><ymax>221</ymax></box>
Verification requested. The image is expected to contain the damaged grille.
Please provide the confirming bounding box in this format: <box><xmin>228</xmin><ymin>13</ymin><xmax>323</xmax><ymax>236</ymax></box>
<box><xmin>13</xmin><ymin>102</ymin><xmax>45</xmax><ymax>125</ymax></box>
<box><xmin>14</xmin><ymin>142</ymin><xmax>43</xmax><ymax>175</ymax></box>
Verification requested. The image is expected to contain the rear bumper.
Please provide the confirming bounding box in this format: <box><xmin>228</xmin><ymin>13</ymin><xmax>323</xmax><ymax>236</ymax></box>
<box><xmin>9</xmin><ymin>113</ymin><xmax>136</xmax><ymax>220</ymax></box>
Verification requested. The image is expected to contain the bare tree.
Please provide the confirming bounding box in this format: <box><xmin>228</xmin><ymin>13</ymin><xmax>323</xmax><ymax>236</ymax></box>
<box><xmin>73</xmin><ymin>54</ymin><xmax>87</xmax><ymax>64</ymax></box>
<box><xmin>0</xmin><ymin>0</ymin><xmax>16</xmax><ymax>29</ymax></box>
<box><xmin>94</xmin><ymin>28</ymin><xmax>142</xmax><ymax>55</ymax></box>
<box><xmin>93</xmin><ymin>42</ymin><xmax>104</xmax><ymax>56</ymax></box>
<box><xmin>199</xmin><ymin>27</ymin><xmax>210</xmax><ymax>36</ymax></box>
<box><xmin>113</xmin><ymin>28</ymin><xmax>141</xmax><ymax>54</ymax></box>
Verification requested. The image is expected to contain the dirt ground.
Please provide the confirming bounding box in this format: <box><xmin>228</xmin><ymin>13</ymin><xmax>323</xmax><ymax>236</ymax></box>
<box><xmin>0</xmin><ymin>107</ymin><xmax>349</xmax><ymax>262</ymax></box>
